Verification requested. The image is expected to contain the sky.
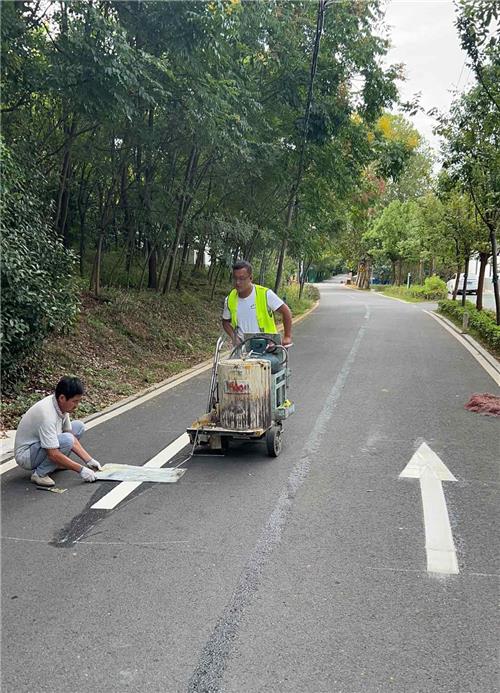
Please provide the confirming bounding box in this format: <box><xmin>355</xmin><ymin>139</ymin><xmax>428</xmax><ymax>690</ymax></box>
<box><xmin>382</xmin><ymin>0</ymin><xmax>473</xmax><ymax>159</ymax></box>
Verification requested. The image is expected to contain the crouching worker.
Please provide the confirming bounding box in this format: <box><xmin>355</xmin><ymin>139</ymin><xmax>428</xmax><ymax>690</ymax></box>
<box><xmin>14</xmin><ymin>377</ymin><xmax>102</xmax><ymax>487</ymax></box>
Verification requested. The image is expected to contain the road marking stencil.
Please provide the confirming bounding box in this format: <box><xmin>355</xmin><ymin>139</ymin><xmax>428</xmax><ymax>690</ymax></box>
<box><xmin>91</xmin><ymin>433</ymin><xmax>190</xmax><ymax>510</ymax></box>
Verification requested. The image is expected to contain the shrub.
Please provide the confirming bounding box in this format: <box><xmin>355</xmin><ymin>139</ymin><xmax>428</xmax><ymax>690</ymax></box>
<box><xmin>421</xmin><ymin>276</ymin><xmax>447</xmax><ymax>298</ymax></box>
<box><xmin>0</xmin><ymin>143</ymin><xmax>79</xmax><ymax>391</ymax></box>
<box><xmin>438</xmin><ymin>299</ymin><xmax>500</xmax><ymax>354</ymax></box>
<box><xmin>280</xmin><ymin>282</ymin><xmax>319</xmax><ymax>315</ymax></box>
<box><xmin>377</xmin><ymin>276</ymin><xmax>447</xmax><ymax>301</ymax></box>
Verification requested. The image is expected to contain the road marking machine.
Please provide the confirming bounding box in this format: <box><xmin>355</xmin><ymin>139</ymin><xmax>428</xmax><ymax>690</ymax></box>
<box><xmin>187</xmin><ymin>334</ymin><xmax>295</xmax><ymax>457</ymax></box>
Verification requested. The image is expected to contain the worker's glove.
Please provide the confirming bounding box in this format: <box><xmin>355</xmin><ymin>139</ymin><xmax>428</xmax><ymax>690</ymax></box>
<box><xmin>87</xmin><ymin>458</ymin><xmax>102</xmax><ymax>471</ymax></box>
<box><xmin>80</xmin><ymin>466</ymin><xmax>96</xmax><ymax>482</ymax></box>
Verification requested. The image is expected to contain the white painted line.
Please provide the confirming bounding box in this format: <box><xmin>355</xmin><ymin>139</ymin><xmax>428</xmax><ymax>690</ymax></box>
<box><xmin>0</xmin><ymin>460</ymin><xmax>18</xmax><ymax>476</ymax></box>
<box><xmin>424</xmin><ymin>310</ymin><xmax>500</xmax><ymax>386</ymax></box>
<box><xmin>90</xmin><ymin>433</ymin><xmax>190</xmax><ymax>510</ymax></box>
<box><xmin>373</xmin><ymin>291</ymin><xmax>415</xmax><ymax>305</ymax></box>
<box><xmin>400</xmin><ymin>442</ymin><xmax>459</xmax><ymax>575</ymax></box>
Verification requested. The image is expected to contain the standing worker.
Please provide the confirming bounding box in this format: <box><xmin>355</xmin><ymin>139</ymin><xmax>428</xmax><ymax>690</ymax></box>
<box><xmin>14</xmin><ymin>376</ymin><xmax>102</xmax><ymax>487</ymax></box>
<box><xmin>222</xmin><ymin>260</ymin><xmax>293</xmax><ymax>346</ymax></box>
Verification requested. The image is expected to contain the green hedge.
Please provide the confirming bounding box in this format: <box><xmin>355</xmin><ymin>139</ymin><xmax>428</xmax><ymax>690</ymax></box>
<box><xmin>377</xmin><ymin>276</ymin><xmax>448</xmax><ymax>302</ymax></box>
<box><xmin>1</xmin><ymin>143</ymin><xmax>79</xmax><ymax>391</ymax></box>
<box><xmin>411</xmin><ymin>276</ymin><xmax>448</xmax><ymax>300</ymax></box>
<box><xmin>437</xmin><ymin>299</ymin><xmax>500</xmax><ymax>354</ymax></box>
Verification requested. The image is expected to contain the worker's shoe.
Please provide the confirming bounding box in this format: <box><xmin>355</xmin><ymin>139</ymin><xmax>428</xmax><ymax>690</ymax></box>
<box><xmin>31</xmin><ymin>472</ymin><xmax>55</xmax><ymax>487</ymax></box>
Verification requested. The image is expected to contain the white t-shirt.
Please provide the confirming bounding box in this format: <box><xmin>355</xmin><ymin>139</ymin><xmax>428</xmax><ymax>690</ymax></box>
<box><xmin>14</xmin><ymin>394</ymin><xmax>72</xmax><ymax>467</ymax></box>
<box><xmin>222</xmin><ymin>285</ymin><xmax>283</xmax><ymax>337</ymax></box>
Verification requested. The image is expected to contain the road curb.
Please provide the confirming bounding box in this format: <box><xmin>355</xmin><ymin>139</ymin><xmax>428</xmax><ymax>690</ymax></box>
<box><xmin>424</xmin><ymin>310</ymin><xmax>500</xmax><ymax>386</ymax></box>
<box><xmin>0</xmin><ymin>299</ymin><xmax>320</xmax><ymax>465</ymax></box>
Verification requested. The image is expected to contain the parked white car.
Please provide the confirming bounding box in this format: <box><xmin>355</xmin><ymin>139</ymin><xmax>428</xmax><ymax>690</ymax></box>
<box><xmin>446</xmin><ymin>273</ymin><xmax>479</xmax><ymax>295</ymax></box>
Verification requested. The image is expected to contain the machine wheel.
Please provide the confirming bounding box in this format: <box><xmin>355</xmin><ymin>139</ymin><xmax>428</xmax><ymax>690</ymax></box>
<box><xmin>266</xmin><ymin>425</ymin><xmax>283</xmax><ymax>457</ymax></box>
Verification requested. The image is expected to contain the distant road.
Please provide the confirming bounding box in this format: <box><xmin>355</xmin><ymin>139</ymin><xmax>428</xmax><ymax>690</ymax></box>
<box><xmin>335</xmin><ymin>272</ymin><xmax>497</xmax><ymax>311</ymax></box>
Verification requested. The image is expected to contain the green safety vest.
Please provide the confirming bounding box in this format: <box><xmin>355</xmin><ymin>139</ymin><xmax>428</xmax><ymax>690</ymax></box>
<box><xmin>227</xmin><ymin>284</ymin><xmax>277</xmax><ymax>333</ymax></box>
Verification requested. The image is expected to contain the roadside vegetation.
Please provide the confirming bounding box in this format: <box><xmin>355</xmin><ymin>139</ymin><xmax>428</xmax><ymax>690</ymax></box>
<box><xmin>333</xmin><ymin>1</ymin><xmax>499</xmax><ymax>324</ymax></box>
<box><xmin>438</xmin><ymin>299</ymin><xmax>500</xmax><ymax>357</ymax></box>
<box><xmin>376</xmin><ymin>277</ymin><xmax>448</xmax><ymax>302</ymax></box>
<box><xmin>1</xmin><ymin>0</ymin><xmax>400</xmax><ymax>402</ymax></box>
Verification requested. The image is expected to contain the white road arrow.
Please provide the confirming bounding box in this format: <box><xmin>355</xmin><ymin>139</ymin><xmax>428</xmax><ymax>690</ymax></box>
<box><xmin>400</xmin><ymin>442</ymin><xmax>459</xmax><ymax>575</ymax></box>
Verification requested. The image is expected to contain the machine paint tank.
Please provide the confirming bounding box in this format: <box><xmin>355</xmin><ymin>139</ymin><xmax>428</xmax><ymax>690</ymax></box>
<box><xmin>218</xmin><ymin>359</ymin><xmax>272</xmax><ymax>432</ymax></box>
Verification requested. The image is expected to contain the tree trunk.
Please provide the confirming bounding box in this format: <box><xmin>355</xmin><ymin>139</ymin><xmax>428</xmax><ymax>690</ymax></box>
<box><xmin>299</xmin><ymin>260</ymin><xmax>312</xmax><ymax>298</ymax></box>
<box><xmin>77</xmin><ymin>165</ymin><xmax>91</xmax><ymax>277</ymax></box>
<box><xmin>55</xmin><ymin>116</ymin><xmax>77</xmax><ymax>246</ymax></box>
<box><xmin>461</xmin><ymin>251</ymin><xmax>470</xmax><ymax>308</ymax></box>
<box><xmin>119</xmin><ymin>151</ymin><xmax>135</xmax><ymax>286</ymax></box>
<box><xmin>157</xmin><ymin>248</ymin><xmax>169</xmax><ymax>291</ymax></box>
<box><xmin>79</xmin><ymin>216</ymin><xmax>86</xmax><ymax>277</ymax></box>
<box><xmin>475</xmin><ymin>252</ymin><xmax>490</xmax><ymax>311</ymax></box>
<box><xmin>418</xmin><ymin>258</ymin><xmax>424</xmax><ymax>284</ymax></box>
<box><xmin>274</xmin><ymin>198</ymin><xmax>294</xmax><ymax>292</ymax></box>
<box><xmin>467</xmin><ymin>179</ymin><xmax>500</xmax><ymax>324</ymax></box>
<box><xmin>163</xmin><ymin>145</ymin><xmax>198</xmax><ymax>294</ymax></box>
<box><xmin>396</xmin><ymin>259</ymin><xmax>403</xmax><ymax>286</ymax></box>
<box><xmin>176</xmin><ymin>237</ymin><xmax>190</xmax><ymax>290</ymax></box>
<box><xmin>208</xmin><ymin>256</ymin><xmax>216</xmax><ymax>283</ymax></box>
<box><xmin>54</xmin><ymin>4</ymin><xmax>73</xmax><ymax>246</ymax></box>
<box><xmin>147</xmin><ymin>240</ymin><xmax>158</xmax><ymax>290</ymax></box>
<box><xmin>91</xmin><ymin>235</ymin><xmax>103</xmax><ymax>298</ymax></box>
<box><xmin>91</xmin><ymin>161</ymin><xmax>118</xmax><ymax>296</ymax></box>
<box><xmin>452</xmin><ymin>238</ymin><xmax>461</xmax><ymax>300</ymax></box>
<box><xmin>488</xmin><ymin>227</ymin><xmax>500</xmax><ymax>325</ymax></box>
<box><xmin>275</xmin><ymin>0</ymin><xmax>326</xmax><ymax>294</ymax></box>
<box><xmin>357</xmin><ymin>258</ymin><xmax>371</xmax><ymax>290</ymax></box>
<box><xmin>210</xmin><ymin>262</ymin><xmax>223</xmax><ymax>300</ymax></box>
<box><xmin>194</xmin><ymin>241</ymin><xmax>206</xmax><ymax>271</ymax></box>
<box><xmin>259</xmin><ymin>252</ymin><xmax>269</xmax><ymax>285</ymax></box>
<box><xmin>145</xmin><ymin>108</ymin><xmax>156</xmax><ymax>290</ymax></box>
<box><xmin>390</xmin><ymin>260</ymin><xmax>396</xmax><ymax>284</ymax></box>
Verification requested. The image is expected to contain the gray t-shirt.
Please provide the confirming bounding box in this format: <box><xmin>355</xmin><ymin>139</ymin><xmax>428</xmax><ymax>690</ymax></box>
<box><xmin>14</xmin><ymin>394</ymin><xmax>72</xmax><ymax>467</ymax></box>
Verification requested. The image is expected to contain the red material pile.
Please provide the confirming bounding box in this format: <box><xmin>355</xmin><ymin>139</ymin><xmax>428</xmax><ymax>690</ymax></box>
<box><xmin>464</xmin><ymin>393</ymin><xmax>500</xmax><ymax>417</ymax></box>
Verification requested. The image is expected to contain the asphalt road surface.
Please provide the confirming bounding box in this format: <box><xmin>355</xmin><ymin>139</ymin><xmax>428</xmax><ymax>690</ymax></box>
<box><xmin>2</xmin><ymin>282</ymin><xmax>499</xmax><ymax>693</ymax></box>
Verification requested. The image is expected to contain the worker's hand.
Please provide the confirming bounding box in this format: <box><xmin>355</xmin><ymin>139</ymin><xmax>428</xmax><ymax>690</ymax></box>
<box><xmin>87</xmin><ymin>458</ymin><xmax>102</xmax><ymax>471</ymax></box>
<box><xmin>282</xmin><ymin>336</ymin><xmax>293</xmax><ymax>348</ymax></box>
<box><xmin>79</xmin><ymin>466</ymin><xmax>96</xmax><ymax>482</ymax></box>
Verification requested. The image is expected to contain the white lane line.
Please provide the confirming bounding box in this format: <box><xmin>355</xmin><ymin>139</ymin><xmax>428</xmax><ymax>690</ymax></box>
<box><xmin>373</xmin><ymin>291</ymin><xmax>416</xmax><ymax>305</ymax></box>
<box><xmin>0</xmin><ymin>460</ymin><xmax>17</xmax><ymax>476</ymax></box>
<box><xmin>400</xmin><ymin>442</ymin><xmax>459</xmax><ymax>575</ymax></box>
<box><xmin>90</xmin><ymin>433</ymin><xmax>190</xmax><ymax>510</ymax></box>
<box><xmin>424</xmin><ymin>310</ymin><xmax>500</xmax><ymax>386</ymax></box>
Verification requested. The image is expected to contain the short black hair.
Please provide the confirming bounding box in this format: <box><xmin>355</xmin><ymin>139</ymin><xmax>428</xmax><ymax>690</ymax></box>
<box><xmin>232</xmin><ymin>260</ymin><xmax>253</xmax><ymax>276</ymax></box>
<box><xmin>55</xmin><ymin>377</ymin><xmax>85</xmax><ymax>400</ymax></box>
